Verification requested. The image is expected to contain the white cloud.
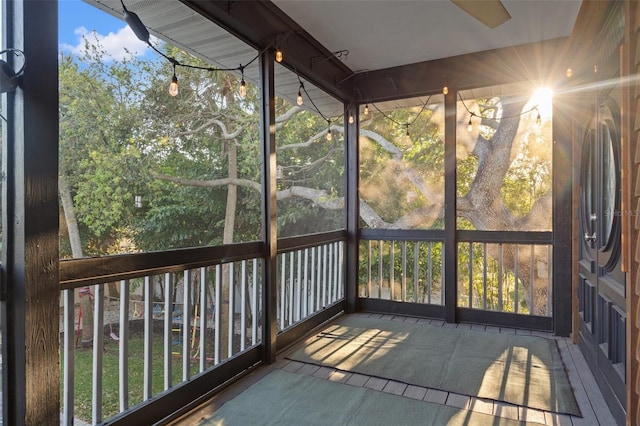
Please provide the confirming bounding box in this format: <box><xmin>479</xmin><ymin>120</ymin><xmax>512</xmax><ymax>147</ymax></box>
<box><xmin>60</xmin><ymin>25</ymin><xmax>150</xmax><ymax>61</ymax></box>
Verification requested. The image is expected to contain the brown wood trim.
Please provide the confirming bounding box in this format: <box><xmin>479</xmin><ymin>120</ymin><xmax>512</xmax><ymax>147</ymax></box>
<box><xmin>276</xmin><ymin>230</ymin><xmax>346</xmax><ymax>254</ymax></box>
<box><xmin>59</xmin><ymin>241</ymin><xmax>265</xmax><ymax>289</ymax></box>
<box><xmin>623</xmin><ymin>0</ymin><xmax>640</xmax><ymax>423</ymax></box>
<box><xmin>360</xmin><ymin>228</ymin><xmax>445</xmax><ymax>241</ymax></box>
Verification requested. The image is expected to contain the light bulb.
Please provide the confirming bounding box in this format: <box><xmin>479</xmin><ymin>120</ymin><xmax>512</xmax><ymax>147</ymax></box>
<box><xmin>364</xmin><ymin>104</ymin><xmax>369</xmax><ymax>115</ymax></box>
<box><xmin>467</xmin><ymin>118</ymin><xmax>473</xmax><ymax>132</ymax></box>
<box><xmin>275</xmin><ymin>48</ymin><xmax>283</xmax><ymax>63</ymax></box>
<box><xmin>297</xmin><ymin>90</ymin><xmax>303</xmax><ymax>106</ymax></box>
<box><xmin>405</xmin><ymin>126</ymin><xmax>410</xmax><ymax>137</ymax></box>
<box><xmin>536</xmin><ymin>111</ymin><xmax>542</xmax><ymax>126</ymax></box>
<box><xmin>169</xmin><ymin>74</ymin><xmax>179</xmax><ymax>97</ymax></box>
<box><xmin>348</xmin><ymin>113</ymin><xmax>354</xmax><ymax>124</ymax></box>
<box><xmin>566</xmin><ymin>68</ymin><xmax>573</xmax><ymax>78</ymax></box>
<box><xmin>442</xmin><ymin>86</ymin><xmax>449</xmax><ymax>95</ymax></box>
<box><xmin>239</xmin><ymin>79</ymin><xmax>247</xmax><ymax>98</ymax></box>
<box><xmin>327</xmin><ymin>129</ymin><xmax>332</xmax><ymax>141</ymax></box>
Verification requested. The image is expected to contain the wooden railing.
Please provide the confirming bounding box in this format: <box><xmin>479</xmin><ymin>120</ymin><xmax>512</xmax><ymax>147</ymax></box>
<box><xmin>58</xmin><ymin>231</ymin><xmax>347</xmax><ymax>425</ymax></box>
<box><xmin>359</xmin><ymin>229</ymin><xmax>553</xmax><ymax>318</ymax></box>
<box><xmin>276</xmin><ymin>231</ymin><xmax>346</xmax><ymax>331</ymax></box>
<box><xmin>359</xmin><ymin>229</ymin><xmax>445</xmax><ymax>305</ymax></box>
<box><xmin>59</xmin><ymin>243</ymin><xmax>264</xmax><ymax>425</ymax></box>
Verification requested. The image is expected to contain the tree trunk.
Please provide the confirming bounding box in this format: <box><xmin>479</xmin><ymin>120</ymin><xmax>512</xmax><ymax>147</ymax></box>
<box><xmin>60</xmin><ymin>176</ymin><xmax>93</xmax><ymax>346</ymax></box>
<box><xmin>220</xmin><ymin>140</ymin><xmax>238</xmax><ymax>359</ymax></box>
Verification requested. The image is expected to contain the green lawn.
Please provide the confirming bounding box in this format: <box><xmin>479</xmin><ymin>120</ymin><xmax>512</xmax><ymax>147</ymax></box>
<box><xmin>64</xmin><ymin>326</ymin><xmax>213</xmax><ymax>422</ymax></box>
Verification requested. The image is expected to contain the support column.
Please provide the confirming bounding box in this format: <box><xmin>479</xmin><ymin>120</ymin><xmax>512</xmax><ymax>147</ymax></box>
<box><xmin>259</xmin><ymin>50</ymin><xmax>277</xmax><ymax>363</ymax></box>
<box><xmin>552</xmin><ymin>96</ymin><xmax>573</xmax><ymax>337</ymax></box>
<box><xmin>345</xmin><ymin>104</ymin><xmax>359</xmax><ymax>313</ymax></box>
<box><xmin>444</xmin><ymin>89</ymin><xmax>457</xmax><ymax>323</ymax></box>
<box><xmin>1</xmin><ymin>1</ymin><xmax>60</xmax><ymax>424</ymax></box>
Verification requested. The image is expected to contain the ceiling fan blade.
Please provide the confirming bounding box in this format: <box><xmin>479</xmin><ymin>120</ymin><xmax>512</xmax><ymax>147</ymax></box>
<box><xmin>450</xmin><ymin>0</ymin><xmax>512</xmax><ymax>29</ymax></box>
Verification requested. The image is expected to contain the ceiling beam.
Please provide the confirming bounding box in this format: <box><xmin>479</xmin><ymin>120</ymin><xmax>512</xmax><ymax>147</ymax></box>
<box><xmin>355</xmin><ymin>37</ymin><xmax>574</xmax><ymax>103</ymax></box>
<box><xmin>180</xmin><ymin>0</ymin><xmax>355</xmax><ymax>102</ymax></box>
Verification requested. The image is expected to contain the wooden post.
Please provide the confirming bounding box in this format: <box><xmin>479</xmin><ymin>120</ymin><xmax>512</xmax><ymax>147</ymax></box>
<box><xmin>345</xmin><ymin>103</ymin><xmax>359</xmax><ymax>312</ymax></box>
<box><xmin>260</xmin><ymin>50</ymin><xmax>277</xmax><ymax>363</ymax></box>
<box><xmin>444</xmin><ymin>89</ymin><xmax>457</xmax><ymax>323</ymax></box>
<box><xmin>1</xmin><ymin>1</ymin><xmax>60</xmax><ymax>424</ymax></box>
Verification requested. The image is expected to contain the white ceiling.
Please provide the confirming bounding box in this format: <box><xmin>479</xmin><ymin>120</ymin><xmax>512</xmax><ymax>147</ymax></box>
<box><xmin>271</xmin><ymin>0</ymin><xmax>583</xmax><ymax>72</ymax></box>
<box><xmin>86</xmin><ymin>0</ymin><xmax>583</xmax><ymax>116</ymax></box>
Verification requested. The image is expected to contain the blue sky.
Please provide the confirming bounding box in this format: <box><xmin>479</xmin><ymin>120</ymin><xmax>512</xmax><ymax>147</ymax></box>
<box><xmin>59</xmin><ymin>0</ymin><xmax>151</xmax><ymax>60</ymax></box>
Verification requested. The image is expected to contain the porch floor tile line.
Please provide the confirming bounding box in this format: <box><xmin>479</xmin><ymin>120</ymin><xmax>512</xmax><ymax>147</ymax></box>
<box><xmin>276</xmin><ymin>313</ymin><xmax>617</xmax><ymax>425</ymax></box>
<box><xmin>277</xmin><ymin>359</ymin><xmax>559</xmax><ymax>425</ymax></box>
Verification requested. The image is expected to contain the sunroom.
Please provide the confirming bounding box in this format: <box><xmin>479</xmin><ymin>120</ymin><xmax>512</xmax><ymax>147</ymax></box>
<box><xmin>1</xmin><ymin>0</ymin><xmax>638</xmax><ymax>425</ymax></box>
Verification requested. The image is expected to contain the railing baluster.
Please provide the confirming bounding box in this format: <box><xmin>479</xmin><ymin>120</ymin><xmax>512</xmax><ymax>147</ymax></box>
<box><xmin>280</xmin><ymin>254</ymin><xmax>286</xmax><ymax>328</ymax></box>
<box><xmin>317</xmin><ymin>246</ymin><xmax>322</xmax><ymax>310</ymax></box>
<box><xmin>530</xmin><ymin>245</ymin><xmax>535</xmax><ymax>315</ymax></box>
<box><xmin>183</xmin><ymin>270</ymin><xmax>191</xmax><ymax>381</ymax></box>
<box><xmin>214</xmin><ymin>265</ymin><xmax>221</xmax><ymax>365</ymax></box>
<box><xmin>377</xmin><ymin>240</ymin><xmax>383</xmax><ymax>299</ymax></box>
<box><xmin>468</xmin><ymin>243</ymin><xmax>473</xmax><ymax>308</ymax></box>
<box><xmin>228</xmin><ymin>263</ymin><xmax>235</xmax><ymax>358</ymax></box>
<box><xmin>322</xmin><ymin>244</ymin><xmax>328</xmax><ymax>307</ymax></box>
<box><xmin>514</xmin><ymin>245</ymin><xmax>519</xmax><ymax>314</ymax></box>
<box><xmin>483</xmin><ymin>243</ymin><xmax>488</xmax><ymax>310</ymax></box>
<box><xmin>288</xmin><ymin>251</ymin><xmax>294</xmax><ymax>325</ymax></box>
<box><xmin>440</xmin><ymin>242</ymin><xmax>445</xmax><ymax>304</ymax></box>
<box><xmin>334</xmin><ymin>242</ymin><xmax>344</xmax><ymax>300</ymax></box>
<box><xmin>498</xmin><ymin>244</ymin><xmax>504</xmax><ymax>312</ymax></box>
<box><xmin>329</xmin><ymin>243</ymin><xmax>334</xmax><ymax>303</ymax></box>
<box><xmin>295</xmin><ymin>250</ymin><xmax>302</xmax><ymax>321</ymax></box>
<box><xmin>62</xmin><ymin>289</ymin><xmax>74</xmax><ymax>426</ymax></box>
<box><xmin>143</xmin><ymin>276</ymin><xmax>153</xmax><ymax>400</ymax></box>
<box><xmin>402</xmin><ymin>242</ymin><xmax>407</xmax><ymax>302</ymax></box>
<box><xmin>427</xmin><ymin>242</ymin><xmax>432</xmax><ymax>304</ymax></box>
<box><xmin>389</xmin><ymin>241</ymin><xmax>395</xmax><ymax>301</ymax></box>
<box><xmin>303</xmin><ymin>248</ymin><xmax>309</xmax><ymax>318</ymax></box>
<box><xmin>119</xmin><ymin>279</ymin><xmax>130</xmax><ymax>411</ymax></box>
<box><xmin>251</xmin><ymin>259</ymin><xmax>258</xmax><ymax>346</ymax></box>
<box><xmin>311</xmin><ymin>246</ymin><xmax>317</xmax><ymax>313</ymax></box>
<box><xmin>367</xmin><ymin>240</ymin><xmax>372</xmax><ymax>298</ymax></box>
<box><xmin>414</xmin><ymin>242</ymin><xmax>419</xmax><ymax>303</ymax></box>
<box><xmin>163</xmin><ymin>273</ymin><xmax>172</xmax><ymax>390</ymax></box>
<box><xmin>92</xmin><ymin>283</ymin><xmax>105</xmax><ymax>424</ymax></box>
<box><xmin>200</xmin><ymin>267</ymin><xmax>208</xmax><ymax>372</ymax></box>
<box><xmin>240</xmin><ymin>260</ymin><xmax>247</xmax><ymax>351</ymax></box>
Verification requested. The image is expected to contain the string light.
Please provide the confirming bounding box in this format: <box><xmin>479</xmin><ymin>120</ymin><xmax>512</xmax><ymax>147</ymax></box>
<box><xmin>367</xmin><ymin>96</ymin><xmax>432</xmax><ymax>138</ymax></box>
<box><xmin>348</xmin><ymin>112</ymin><xmax>354</xmax><ymax>124</ymax></box>
<box><xmin>275</xmin><ymin>47</ymin><xmax>283</xmax><ymax>63</ymax></box>
<box><xmin>169</xmin><ymin>64</ymin><xmax>178</xmax><ymax>97</ymax></box>
<box><xmin>239</xmin><ymin>66</ymin><xmax>247</xmax><ymax>98</ymax></box>
<box><xmin>566</xmin><ymin>68</ymin><xmax>573</xmax><ymax>78</ymax></box>
<box><xmin>442</xmin><ymin>86</ymin><xmax>449</xmax><ymax>95</ymax></box>
<box><xmin>121</xmin><ymin>1</ymin><xmax>259</xmax><ymax>98</ymax></box>
<box><xmin>458</xmin><ymin>93</ymin><xmax>541</xmax><ymax>132</ymax></box>
<box><xmin>297</xmin><ymin>82</ymin><xmax>304</xmax><ymax>106</ymax></box>
<box><xmin>327</xmin><ymin>120</ymin><xmax>333</xmax><ymax>141</ymax></box>
<box><xmin>364</xmin><ymin>104</ymin><xmax>369</xmax><ymax>115</ymax></box>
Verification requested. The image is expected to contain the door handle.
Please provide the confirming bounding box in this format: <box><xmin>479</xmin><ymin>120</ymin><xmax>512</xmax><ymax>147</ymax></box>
<box><xmin>584</xmin><ymin>232</ymin><xmax>597</xmax><ymax>243</ymax></box>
